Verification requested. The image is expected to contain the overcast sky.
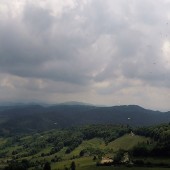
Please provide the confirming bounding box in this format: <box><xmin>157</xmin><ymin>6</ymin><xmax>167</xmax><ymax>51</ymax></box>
<box><xmin>0</xmin><ymin>0</ymin><xmax>170</xmax><ymax>110</ymax></box>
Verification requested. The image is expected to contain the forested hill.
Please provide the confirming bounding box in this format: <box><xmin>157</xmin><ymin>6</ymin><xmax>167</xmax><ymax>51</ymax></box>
<box><xmin>0</xmin><ymin>104</ymin><xmax>170</xmax><ymax>135</ymax></box>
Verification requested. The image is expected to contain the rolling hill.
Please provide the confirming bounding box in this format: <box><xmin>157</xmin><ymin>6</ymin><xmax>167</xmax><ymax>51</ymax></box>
<box><xmin>0</xmin><ymin>123</ymin><xmax>170</xmax><ymax>170</ymax></box>
<box><xmin>0</xmin><ymin>104</ymin><xmax>170</xmax><ymax>135</ymax></box>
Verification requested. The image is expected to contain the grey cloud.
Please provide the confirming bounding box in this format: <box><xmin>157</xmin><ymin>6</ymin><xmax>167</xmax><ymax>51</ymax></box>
<box><xmin>23</xmin><ymin>3</ymin><xmax>54</xmax><ymax>32</ymax></box>
<box><xmin>0</xmin><ymin>4</ymin><xmax>93</xmax><ymax>85</ymax></box>
<box><xmin>0</xmin><ymin>0</ymin><xmax>170</xmax><ymax>109</ymax></box>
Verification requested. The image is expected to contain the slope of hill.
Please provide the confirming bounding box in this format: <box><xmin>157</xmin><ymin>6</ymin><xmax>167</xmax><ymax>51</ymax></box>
<box><xmin>107</xmin><ymin>134</ymin><xmax>149</xmax><ymax>152</ymax></box>
<box><xmin>0</xmin><ymin>125</ymin><xmax>149</xmax><ymax>170</ymax></box>
<box><xmin>0</xmin><ymin>104</ymin><xmax>170</xmax><ymax>135</ymax></box>
<box><xmin>1</xmin><ymin>123</ymin><xmax>170</xmax><ymax>170</ymax></box>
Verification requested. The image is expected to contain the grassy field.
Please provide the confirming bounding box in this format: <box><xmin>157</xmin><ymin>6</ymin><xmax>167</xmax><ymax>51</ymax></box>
<box><xmin>65</xmin><ymin>134</ymin><xmax>149</xmax><ymax>158</ymax></box>
<box><xmin>77</xmin><ymin>167</ymin><xmax>170</xmax><ymax>170</ymax></box>
<box><xmin>51</xmin><ymin>157</ymin><xmax>95</xmax><ymax>170</ymax></box>
<box><xmin>107</xmin><ymin>134</ymin><xmax>150</xmax><ymax>152</ymax></box>
<box><xmin>65</xmin><ymin>138</ymin><xmax>105</xmax><ymax>158</ymax></box>
<box><xmin>51</xmin><ymin>156</ymin><xmax>170</xmax><ymax>170</ymax></box>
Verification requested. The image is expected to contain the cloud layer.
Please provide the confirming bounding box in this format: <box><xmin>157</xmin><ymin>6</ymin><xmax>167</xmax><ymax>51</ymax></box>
<box><xmin>0</xmin><ymin>0</ymin><xmax>170</xmax><ymax>110</ymax></box>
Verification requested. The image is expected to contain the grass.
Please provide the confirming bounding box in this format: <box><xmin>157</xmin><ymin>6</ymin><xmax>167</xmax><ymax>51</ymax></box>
<box><xmin>51</xmin><ymin>156</ymin><xmax>170</xmax><ymax>170</ymax></box>
<box><xmin>78</xmin><ymin>166</ymin><xmax>170</xmax><ymax>170</ymax></box>
<box><xmin>140</xmin><ymin>157</ymin><xmax>170</xmax><ymax>164</ymax></box>
<box><xmin>52</xmin><ymin>157</ymin><xmax>96</xmax><ymax>170</ymax></box>
<box><xmin>107</xmin><ymin>134</ymin><xmax>150</xmax><ymax>152</ymax></box>
<box><xmin>66</xmin><ymin>138</ymin><xmax>105</xmax><ymax>158</ymax></box>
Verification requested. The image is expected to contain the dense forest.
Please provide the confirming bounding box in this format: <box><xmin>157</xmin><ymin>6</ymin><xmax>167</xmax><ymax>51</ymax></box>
<box><xmin>134</xmin><ymin>123</ymin><xmax>170</xmax><ymax>157</ymax></box>
<box><xmin>0</xmin><ymin>104</ymin><xmax>170</xmax><ymax>136</ymax></box>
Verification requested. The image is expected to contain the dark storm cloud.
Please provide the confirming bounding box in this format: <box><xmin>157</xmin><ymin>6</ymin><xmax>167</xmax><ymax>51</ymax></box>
<box><xmin>0</xmin><ymin>0</ymin><xmax>170</xmax><ymax>110</ymax></box>
<box><xmin>0</xmin><ymin>3</ymin><xmax>93</xmax><ymax>85</ymax></box>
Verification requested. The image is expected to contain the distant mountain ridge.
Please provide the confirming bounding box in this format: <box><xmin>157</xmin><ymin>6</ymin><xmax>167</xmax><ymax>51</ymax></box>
<box><xmin>57</xmin><ymin>101</ymin><xmax>95</xmax><ymax>106</ymax></box>
<box><xmin>0</xmin><ymin>103</ymin><xmax>170</xmax><ymax>135</ymax></box>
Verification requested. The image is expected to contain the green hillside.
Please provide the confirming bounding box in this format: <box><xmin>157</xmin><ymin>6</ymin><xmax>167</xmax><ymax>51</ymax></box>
<box><xmin>0</xmin><ymin>124</ymin><xmax>170</xmax><ymax>170</ymax></box>
<box><xmin>50</xmin><ymin>135</ymin><xmax>151</xmax><ymax>170</ymax></box>
<box><xmin>0</xmin><ymin>134</ymin><xmax>150</xmax><ymax>170</ymax></box>
<box><xmin>107</xmin><ymin>134</ymin><xmax>149</xmax><ymax>152</ymax></box>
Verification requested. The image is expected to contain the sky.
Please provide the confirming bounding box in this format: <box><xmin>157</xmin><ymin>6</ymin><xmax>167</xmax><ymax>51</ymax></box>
<box><xmin>0</xmin><ymin>0</ymin><xmax>170</xmax><ymax>111</ymax></box>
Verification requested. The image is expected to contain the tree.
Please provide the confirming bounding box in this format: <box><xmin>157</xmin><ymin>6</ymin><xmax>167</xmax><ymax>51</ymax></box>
<box><xmin>79</xmin><ymin>150</ymin><xmax>84</xmax><ymax>157</ymax></box>
<box><xmin>70</xmin><ymin>161</ymin><xmax>76</xmax><ymax>170</ymax></box>
<box><xmin>4</xmin><ymin>160</ymin><xmax>29</xmax><ymax>170</ymax></box>
<box><xmin>43</xmin><ymin>162</ymin><xmax>51</xmax><ymax>170</ymax></box>
<box><xmin>93</xmin><ymin>156</ymin><xmax>97</xmax><ymax>161</ymax></box>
